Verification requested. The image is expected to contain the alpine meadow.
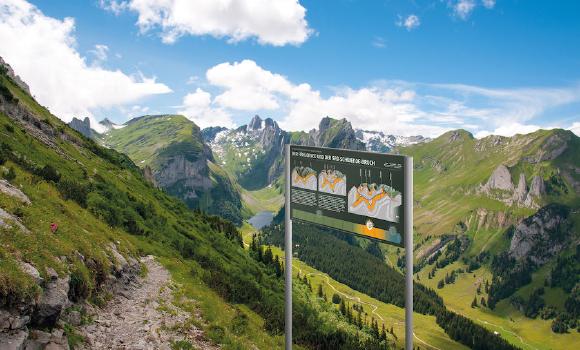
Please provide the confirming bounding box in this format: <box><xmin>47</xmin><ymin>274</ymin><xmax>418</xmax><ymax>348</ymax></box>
<box><xmin>1</xmin><ymin>1</ymin><xmax>579</xmax><ymax>349</ymax></box>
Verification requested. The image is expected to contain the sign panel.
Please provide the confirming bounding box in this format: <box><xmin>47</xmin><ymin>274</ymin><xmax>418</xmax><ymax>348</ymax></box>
<box><xmin>289</xmin><ymin>145</ymin><xmax>409</xmax><ymax>247</ymax></box>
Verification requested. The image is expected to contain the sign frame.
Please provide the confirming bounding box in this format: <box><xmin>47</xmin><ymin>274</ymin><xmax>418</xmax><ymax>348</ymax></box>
<box><xmin>284</xmin><ymin>144</ymin><xmax>413</xmax><ymax>349</ymax></box>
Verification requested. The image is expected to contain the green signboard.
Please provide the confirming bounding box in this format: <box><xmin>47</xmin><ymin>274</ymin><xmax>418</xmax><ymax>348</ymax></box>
<box><xmin>289</xmin><ymin>145</ymin><xmax>410</xmax><ymax>247</ymax></box>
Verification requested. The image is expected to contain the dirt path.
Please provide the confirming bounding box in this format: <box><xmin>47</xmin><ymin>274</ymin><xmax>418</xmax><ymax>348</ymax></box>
<box><xmin>79</xmin><ymin>256</ymin><xmax>218</xmax><ymax>350</ymax></box>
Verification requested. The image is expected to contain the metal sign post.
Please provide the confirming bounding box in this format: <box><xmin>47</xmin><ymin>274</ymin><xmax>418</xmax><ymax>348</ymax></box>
<box><xmin>284</xmin><ymin>144</ymin><xmax>413</xmax><ymax>350</ymax></box>
<box><xmin>284</xmin><ymin>144</ymin><xmax>293</xmax><ymax>350</ymax></box>
<box><xmin>404</xmin><ymin>157</ymin><xmax>413</xmax><ymax>350</ymax></box>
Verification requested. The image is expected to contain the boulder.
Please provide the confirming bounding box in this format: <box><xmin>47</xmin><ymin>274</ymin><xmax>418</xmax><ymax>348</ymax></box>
<box><xmin>18</xmin><ymin>262</ymin><xmax>42</xmax><ymax>285</ymax></box>
<box><xmin>32</xmin><ymin>275</ymin><xmax>70</xmax><ymax>327</ymax></box>
<box><xmin>0</xmin><ymin>329</ymin><xmax>28</xmax><ymax>350</ymax></box>
<box><xmin>0</xmin><ymin>180</ymin><xmax>31</xmax><ymax>204</ymax></box>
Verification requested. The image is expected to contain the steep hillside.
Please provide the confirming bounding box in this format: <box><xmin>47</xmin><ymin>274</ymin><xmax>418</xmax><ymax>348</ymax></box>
<box><xmin>399</xmin><ymin>129</ymin><xmax>580</xmax><ymax>344</ymax></box>
<box><xmin>0</xmin><ymin>58</ymin><xmax>395</xmax><ymax>350</ymax></box>
<box><xmin>101</xmin><ymin>114</ymin><xmax>243</xmax><ymax>225</ymax></box>
<box><xmin>404</xmin><ymin>129</ymin><xmax>579</xmax><ymax>236</ymax></box>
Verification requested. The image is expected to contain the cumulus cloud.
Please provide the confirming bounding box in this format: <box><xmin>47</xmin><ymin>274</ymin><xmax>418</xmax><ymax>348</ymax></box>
<box><xmin>90</xmin><ymin>44</ymin><xmax>109</xmax><ymax>63</ymax></box>
<box><xmin>189</xmin><ymin>59</ymin><xmax>580</xmax><ymax>138</ymax></box>
<box><xmin>396</xmin><ymin>14</ymin><xmax>420</xmax><ymax>31</ymax></box>
<box><xmin>474</xmin><ymin>123</ymin><xmax>544</xmax><ymax>138</ymax></box>
<box><xmin>178</xmin><ymin>88</ymin><xmax>235</xmax><ymax>128</ymax></box>
<box><xmin>482</xmin><ymin>0</ymin><xmax>496</xmax><ymax>9</ymax></box>
<box><xmin>100</xmin><ymin>0</ymin><xmax>312</xmax><ymax>46</ymax></box>
<box><xmin>569</xmin><ymin>122</ymin><xmax>580</xmax><ymax>136</ymax></box>
<box><xmin>0</xmin><ymin>0</ymin><xmax>171</xmax><ymax>125</ymax></box>
<box><xmin>451</xmin><ymin>0</ymin><xmax>476</xmax><ymax>20</ymax></box>
<box><xmin>194</xmin><ymin>60</ymin><xmax>450</xmax><ymax>136</ymax></box>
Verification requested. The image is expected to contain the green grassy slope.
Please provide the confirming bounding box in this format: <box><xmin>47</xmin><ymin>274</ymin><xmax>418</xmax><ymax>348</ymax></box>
<box><xmin>403</xmin><ymin>129</ymin><xmax>578</xmax><ymax>236</ymax></box>
<box><xmin>0</xmin><ymin>64</ymin><xmax>400</xmax><ymax>350</ymax></box>
<box><xmin>101</xmin><ymin>114</ymin><xmax>244</xmax><ymax>224</ymax></box>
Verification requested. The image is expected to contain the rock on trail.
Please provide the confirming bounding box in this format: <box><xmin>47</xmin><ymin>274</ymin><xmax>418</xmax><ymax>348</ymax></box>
<box><xmin>78</xmin><ymin>256</ymin><xmax>218</xmax><ymax>350</ymax></box>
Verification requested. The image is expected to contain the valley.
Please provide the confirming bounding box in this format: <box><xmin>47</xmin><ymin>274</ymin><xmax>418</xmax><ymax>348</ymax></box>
<box><xmin>0</xmin><ymin>53</ymin><xmax>578</xmax><ymax>350</ymax></box>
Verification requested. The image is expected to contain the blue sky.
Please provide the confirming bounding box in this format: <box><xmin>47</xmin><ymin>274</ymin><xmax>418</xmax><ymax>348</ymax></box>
<box><xmin>0</xmin><ymin>0</ymin><xmax>579</xmax><ymax>137</ymax></box>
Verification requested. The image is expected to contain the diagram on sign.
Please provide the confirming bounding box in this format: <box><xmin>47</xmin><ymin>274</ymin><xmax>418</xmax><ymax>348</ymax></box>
<box><xmin>348</xmin><ymin>169</ymin><xmax>402</xmax><ymax>222</ymax></box>
<box><xmin>292</xmin><ymin>164</ymin><xmax>317</xmax><ymax>191</ymax></box>
<box><xmin>318</xmin><ymin>165</ymin><xmax>347</xmax><ymax>196</ymax></box>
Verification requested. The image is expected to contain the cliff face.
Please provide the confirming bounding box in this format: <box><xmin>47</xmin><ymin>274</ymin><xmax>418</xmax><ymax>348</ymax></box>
<box><xmin>481</xmin><ymin>164</ymin><xmax>546</xmax><ymax>209</ymax></box>
<box><xmin>509</xmin><ymin>204</ymin><xmax>573</xmax><ymax>265</ymax></box>
<box><xmin>207</xmin><ymin>116</ymin><xmax>367</xmax><ymax>189</ymax></box>
<box><xmin>103</xmin><ymin>115</ymin><xmax>243</xmax><ymax>224</ymax></box>
<box><xmin>68</xmin><ymin>117</ymin><xmax>92</xmax><ymax>138</ymax></box>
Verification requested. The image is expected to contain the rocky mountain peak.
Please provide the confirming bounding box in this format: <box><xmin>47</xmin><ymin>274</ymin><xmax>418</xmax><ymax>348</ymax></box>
<box><xmin>248</xmin><ymin>115</ymin><xmax>263</xmax><ymax>130</ymax></box>
<box><xmin>68</xmin><ymin>117</ymin><xmax>92</xmax><ymax>138</ymax></box>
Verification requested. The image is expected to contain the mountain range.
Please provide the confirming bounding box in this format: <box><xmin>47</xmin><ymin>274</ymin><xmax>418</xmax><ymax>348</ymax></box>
<box><xmin>2</xmin><ymin>54</ymin><xmax>578</xmax><ymax>349</ymax></box>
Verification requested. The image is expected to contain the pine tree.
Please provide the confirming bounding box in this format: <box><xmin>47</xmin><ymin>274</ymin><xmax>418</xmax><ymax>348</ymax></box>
<box><xmin>471</xmin><ymin>296</ymin><xmax>478</xmax><ymax>308</ymax></box>
<box><xmin>339</xmin><ymin>299</ymin><xmax>347</xmax><ymax>315</ymax></box>
<box><xmin>481</xmin><ymin>297</ymin><xmax>487</xmax><ymax>307</ymax></box>
<box><xmin>264</xmin><ymin>246</ymin><xmax>274</xmax><ymax>264</ymax></box>
<box><xmin>317</xmin><ymin>283</ymin><xmax>324</xmax><ymax>299</ymax></box>
<box><xmin>381</xmin><ymin>323</ymin><xmax>387</xmax><ymax>341</ymax></box>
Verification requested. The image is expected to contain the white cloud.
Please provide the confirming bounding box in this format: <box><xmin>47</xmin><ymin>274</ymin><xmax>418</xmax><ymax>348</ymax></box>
<box><xmin>0</xmin><ymin>0</ymin><xmax>171</xmax><ymax>123</ymax></box>
<box><xmin>451</xmin><ymin>0</ymin><xmax>476</xmax><ymax>20</ymax></box>
<box><xmin>196</xmin><ymin>60</ymin><xmax>580</xmax><ymax>138</ymax></box>
<box><xmin>90</xmin><ymin>44</ymin><xmax>109</xmax><ymax>63</ymax></box>
<box><xmin>482</xmin><ymin>0</ymin><xmax>496</xmax><ymax>9</ymax></box>
<box><xmin>101</xmin><ymin>0</ymin><xmax>312</xmax><ymax>46</ymax></box>
<box><xmin>474</xmin><ymin>122</ymin><xmax>544</xmax><ymax>138</ymax></box>
<box><xmin>569</xmin><ymin>122</ymin><xmax>580</xmax><ymax>136</ymax></box>
<box><xmin>372</xmin><ymin>36</ymin><xmax>386</xmax><ymax>48</ymax></box>
<box><xmin>200</xmin><ymin>60</ymin><xmax>449</xmax><ymax>136</ymax></box>
<box><xmin>397</xmin><ymin>14</ymin><xmax>420</xmax><ymax>31</ymax></box>
<box><xmin>178</xmin><ymin>88</ymin><xmax>235</xmax><ymax>128</ymax></box>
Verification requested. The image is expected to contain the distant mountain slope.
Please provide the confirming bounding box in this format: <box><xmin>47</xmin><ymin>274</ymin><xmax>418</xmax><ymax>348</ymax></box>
<box><xmin>205</xmin><ymin>115</ymin><xmax>367</xmax><ymax>190</ymax></box>
<box><xmin>404</xmin><ymin>129</ymin><xmax>579</xmax><ymax>236</ymax></box>
<box><xmin>355</xmin><ymin>129</ymin><xmax>430</xmax><ymax>153</ymax></box>
<box><xmin>101</xmin><ymin>114</ymin><xmax>243</xmax><ymax>224</ymax></box>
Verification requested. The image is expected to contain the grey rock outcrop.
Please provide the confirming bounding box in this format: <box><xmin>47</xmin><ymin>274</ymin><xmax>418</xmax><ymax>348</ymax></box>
<box><xmin>0</xmin><ymin>56</ymin><xmax>30</xmax><ymax>94</ymax></box>
<box><xmin>0</xmin><ymin>180</ymin><xmax>31</xmax><ymax>204</ymax></box>
<box><xmin>68</xmin><ymin>117</ymin><xmax>92</xmax><ymax>138</ymax></box>
<box><xmin>481</xmin><ymin>165</ymin><xmax>545</xmax><ymax>209</ymax></box>
<box><xmin>509</xmin><ymin>204</ymin><xmax>572</xmax><ymax>265</ymax></box>
<box><xmin>484</xmin><ymin>165</ymin><xmax>514</xmax><ymax>192</ymax></box>
<box><xmin>513</xmin><ymin>173</ymin><xmax>527</xmax><ymax>202</ymax></box>
<box><xmin>32</xmin><ymin>274</ymin><xmax>70</xmax><ymax>327</ymax></box>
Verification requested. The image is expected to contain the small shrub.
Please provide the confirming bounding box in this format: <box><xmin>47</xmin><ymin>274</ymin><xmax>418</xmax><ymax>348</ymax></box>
<box><xmin>37</xmin><ymin>164</ymin><xmax>60</xmax><ymax>183</ymax></box>
<box><xmin>4</xmin><ymin>124</ymin><xmax>14</xmax><ymax>133</ymax></box>
<box><xmin>3</xmin><ymin>166</ymin><xmax>16</xmax><ymax>181</ymax></box>
<box><xmin>230</xmin><ymin>309</ymin><xmax>249</xmax><ymax>335</ymax></box>
<box><xmin>57</xmin><ymin>179</ymin><xmax>89</xmax><ymax>207</ymax></box>
<box><xmin>207</xmin><ymin>324</ymin><xmax>226</xmax><ymax>343</ymax></box>
<box><xmin>170</xmin><ymin>340</ymin><xmax>193</xmax><ymax>350</ymax></box>
<box><xmin>68</xmin><ymin>262</ymin><xmax>93</xmax><ymax>302</ymax></box>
